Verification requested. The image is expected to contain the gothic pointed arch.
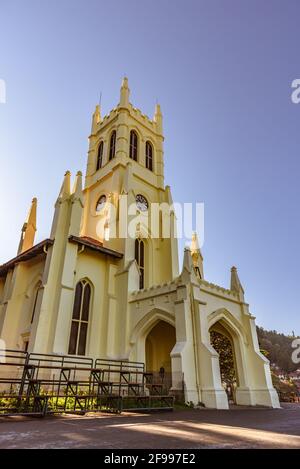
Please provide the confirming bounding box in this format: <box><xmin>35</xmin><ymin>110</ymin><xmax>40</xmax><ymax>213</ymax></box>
<box><xmin>96</xmin><ymin>140</ymin><xmax>104</xmax><ymax>171</ymax></box>
<box><xmin>129</xmin><ymin>130</ymin><xmax>138</xmax><ymax>161</ymax></box>
<box><xmin>130</xmin><ymin>308</ymin><xmax>176</xmax><ymax>346</ymax></box>
<box><xmin>208</xmin><ymin>308</ymin><xmax>251</xmax><ymax>397</ymax></box>
<box><xmin>109</xmin><ymin>130</ymin><xmax>116</xmax><ymax>160</ymax></box>
<box><xmin>207</xmin><ymin>308</ymin><xmax>248</xmax><ymax>345</ymax></box>
<box><xmin>145</xmin><ymin>140</ymin><xmax>153</xmax><ymax>171</ymax></box>
<box><xmin>68</xmin><ymin>279</ymin><xmax>92</xmax><ymax>356</ymax></box>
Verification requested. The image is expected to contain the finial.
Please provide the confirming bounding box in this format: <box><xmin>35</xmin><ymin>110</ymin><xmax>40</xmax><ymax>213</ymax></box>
<box><xmin>58</xmin><ymin>171</ymin><xmax>71</xmax><ymax>199</ymax></box>
<box><xmin>17</xmin><ymin>197</ymin><xmax>37</xmax><ymax>254</ymax></box>
<box><xmin>91</xmin><ymin>104</ymin><xmax>101</xmax><ymax>133</ymax></box>
<box><xmin>154</xmin><ymin>102</ymin><xmax>163</xmax><ymax>133</ymax></box>
<box><xmin>119</xmin><ymin>76</ymin><xmax>130</xmax><ymax>107</ymax></box>
<box><xmin>191</xmin><ymin>231</ymin><xmax>200</xmax><ymax>252</ymax></box>
<box><xmin>72</xmin><ymin>171</ymin><xmax>83</xmax><ymax>197</ymax></box>
<box><xmin>154</xmin><ymin>103</ymin><xmax>162</xmax><ymax>115</ymax></box>
<box><xmin>230</xmin><ymin>266</ymin><xmax>245</xmax><ymax>301</ymax></box>
<box><xmin>190</xmin><ymin>232</ymin><xmax>204</xmax><ymax>279</ymax></box>
<box><xmin>182</xmin><ymin>246</ymin><xmax>193</xmax><ymax>274</ymax></box>
<box><xmin>122</xmin><ymin>76</ymin><xmax>129</xmax><ymax>88</ymax></box>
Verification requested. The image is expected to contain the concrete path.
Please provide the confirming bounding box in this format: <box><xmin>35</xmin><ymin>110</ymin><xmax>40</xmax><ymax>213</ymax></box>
<box><xmin>0</xmin><ymin>403</ymin><xmax>299</xmax><ymax>449</ymax></box>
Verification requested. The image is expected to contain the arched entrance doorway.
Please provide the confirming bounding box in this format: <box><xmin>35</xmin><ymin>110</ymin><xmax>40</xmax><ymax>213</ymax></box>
<box><xmin>209</xmin><ymin>321</ymin><xmax>238</xmax><ymax>404</ymax></box>
<box><xmin>145</xmin><ymin>320</ymin><xmax>176</xmax><ymax>390</ymax></box>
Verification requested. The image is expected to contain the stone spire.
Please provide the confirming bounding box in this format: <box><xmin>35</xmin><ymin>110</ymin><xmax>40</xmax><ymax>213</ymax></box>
<box><xmin>57</xmin><ymin>171</ymin><xmax>71</xmax><ymax>202</ymax></box>
<box><xmin>119</xmin><ymin>76</ymin><xmax>130</xmax><ymax>107</ymax></box>
<box><xmin>17</xmin><ymin>198</ymin><xmax>37</xmax><ymax>254</ymax></box>
<box><xmin>91</xmin><ymin>104</ymin><xmax>101</xmax><ymax>134</ymax></box>
<box><xmin>230</xmin><ymin>266</ymin><xmax>245</xmax><ymax>301</ymax></box>
<box><xmin>72</xmin><ymin>171</ymin><xmax>83</xmax><ymax>200</ymax></box>
<box><xmin>153</xmin><ymin>103</ymin><xmax>163</xmax><ymax>134</ymax></box>
<box><xmin>181</xmin><ymin>246</ymin><xmax>198</xmax><ymax>284</ymax></box>
<box><xmin>182</xmin><ymin>247</ymin><xmax>193</xmax><ymax>274</ymax></box>
<box><xmin>50</xmin><ymin>171</ymin><xmax>71</xmax><ymax>238</ymax></box>
<box><xmin>190</xmin><ymin>231</ymin><xmax>204</xmax><ymax>279</ymax></box>
<box><xmin>69</xmin><ymin>171</ymin><xmax>84</xmax><ymax>237</ymax></box>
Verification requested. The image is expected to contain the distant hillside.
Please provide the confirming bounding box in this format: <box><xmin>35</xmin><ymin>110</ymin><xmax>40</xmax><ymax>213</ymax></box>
<box><xmin>257</xmin><ymin>327</ymin><xmax>300</xmax><ymax>374</ymax></box>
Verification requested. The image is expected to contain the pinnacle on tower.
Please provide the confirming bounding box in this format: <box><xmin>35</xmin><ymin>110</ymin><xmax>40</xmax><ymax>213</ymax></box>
<box><xmin>191</xmin><ymin>231</ymin><xmax>201</xmax><ymax>252</ymax></box>
<box><xmin>69</xmin><ymin>171</ymin><xmax>84</xmax><ymax>237</ymax></box>
<box><xmin>230</xmin><ymin>266</ymin><xmax>245</xmax><ymax>301</ymax></box>
<box><xmin>17</xmin><ymin>198</ymin><xmax>37</xmax><ymax>254</ymax></box>
<box><xmin>190</xmin><ymin>231</ymin><xmax>204</xmax><ymax>279</ymax></box>
<box><xmin>91</xmin><ymin>104</ymin><xmax>101</xmax><ymax>134</ymax></box>
<box><xmin>72</xmin><ymin>171</ymin><xmax>83</xmax><ymax>199</ymax></box>
<box><xmin>119</xmin><ymin>76</ymin><xmax>130</xmax><ymax>107</ymax></box>
<box><xmin>182</xmin><ymin>247</ymin><xmax>193</xmax><ymax>274</ymax></box>
<box><xmin>57</xmin><ymin>171</ymin><xmax>71</xmax><ymax>201</ymax></box>
<box><xmin>153</xmin><ymin>103</ymin><xmax>163</xmax><ymax>133</ymax></box>
<box><xmin>51</xmin><ymin>171</ymin><xmax>72</xmax><ymax>239</ymax></box>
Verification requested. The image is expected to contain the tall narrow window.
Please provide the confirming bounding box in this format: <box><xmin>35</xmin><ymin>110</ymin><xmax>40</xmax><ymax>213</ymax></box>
<box><xmin>145</xmin><ymin>141</ymin><xmax>153</xmax><ymax>171</ymax></box>
<box><xmin>129</xmin><ymin>130</ymin><xmax>138</xmax><ymax>161</ymax></box>
<box><xmin>135</xmin><ymin>239</ymin><xmax>145</xmax><ymax>290</ymax></box>
<box><xmin>68</xmin><ymin>280</ymin><xmax>91</xmax><ymax>356</ymax></box>
<box><xmin>96</xmin><ymin>141</ymin><xmax>104</xmax><ymax>171</ymax></box>
<box><xmin>109</xmin><ymin>130</ymin><xmax>116</xmax><ymax>160</ymax></box>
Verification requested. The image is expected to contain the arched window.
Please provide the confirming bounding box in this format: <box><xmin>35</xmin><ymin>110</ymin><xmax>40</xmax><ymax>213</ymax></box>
<box><xmin>31</xmin><ymin>282</ymin><xmax>42</xmax><ymax>324</ymax></box>
<box><xmin>68</xmin><ymin>280</ymin><xmax>91</xmax><ymax>356</ymax></box>
<box><xmin>145</xmin><ymin>141</ymin><xmax>153</xmax><ymax>171</ymax></box>
<box><xmin>96</xmin><ymin>194</ymin><xmax>106</xmax><ymax>212</ymax></box>
<box><xmin>96</xmin><ymin>141</ymin><xmax>104</xmax><ymax>171</ymax></box>
<box><xmin>135</xmin><ymin>239</ymin><xmax>145</xmax><ymax>289</ymax></box>
<box><xmin>129</xmin><ymin>130</ymin><xmax>138</xmax><ymax>161</ymax></box>
<box><xmin>109</xmin><ymin>130</ymin><xmax>116</xmax><ymax>160</ymax></box>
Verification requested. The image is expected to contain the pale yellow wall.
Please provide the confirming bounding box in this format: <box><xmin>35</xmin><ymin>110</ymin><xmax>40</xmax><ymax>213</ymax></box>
<box><xmin>0</xmin><ymin>257</ymin><xmax>45</xmax><ymax>350</ymax></box>
<box><xmin>72</xmin><ymin>250</ymin><xmax>118</xmax><ymax>358</ymax></box>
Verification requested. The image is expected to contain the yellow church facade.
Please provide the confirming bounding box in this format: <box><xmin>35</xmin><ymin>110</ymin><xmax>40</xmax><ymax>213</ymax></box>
<box><xmin>0</xmin><ymin>78</ymin><xmax>279</xmax><ymax>409</ymax></box>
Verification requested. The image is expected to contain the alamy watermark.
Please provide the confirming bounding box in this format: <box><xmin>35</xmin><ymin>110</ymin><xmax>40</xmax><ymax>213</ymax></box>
<box><xmin>292</xmin><ymin>338</ymin><xmax>300</xmax><ymax>364</ymax></box>
<box><xmin>0</xmin><ymin>79</ymin><xmax>6</xmax><ymax>104</ymax></box>
<box><xmin>291</xmin><ymin>79</ymin><xmax>300</xmax><ymax>103</ymax></box>
<box><xmin>94</xmin><ymin>195</ymin><xmax>205</xmax><ymax>245</ymax></box>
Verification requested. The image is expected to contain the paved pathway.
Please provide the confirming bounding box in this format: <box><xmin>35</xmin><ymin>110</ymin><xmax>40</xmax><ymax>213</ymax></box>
<box><xmin>0</xmin><ymin>404</ymin><xmax>299</xmax><ymax>449</ymax></box>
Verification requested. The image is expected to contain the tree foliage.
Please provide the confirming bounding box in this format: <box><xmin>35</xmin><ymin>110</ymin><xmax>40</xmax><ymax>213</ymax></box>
<box><xmin>257</xmin><ymin>327</ymin><xmax>300</xmax><ymax>374</ymax></box>
<box><xmin>210</xmin><ymin>330</ymin><xmax>236</xmax><ymax>385</ymax></box>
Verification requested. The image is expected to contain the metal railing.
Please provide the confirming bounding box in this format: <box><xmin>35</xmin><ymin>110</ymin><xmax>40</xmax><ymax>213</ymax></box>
<box><xmin>0</xmin><ymin>350</ymin><xmax>174</xmax><ymax>416</ymax></box>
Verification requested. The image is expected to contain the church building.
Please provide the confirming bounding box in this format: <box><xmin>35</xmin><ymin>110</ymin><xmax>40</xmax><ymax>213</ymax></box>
<box><xmin>0</xmin><ymin>78</ymin><xmax>279</xmax><ymax>409</ymax></box>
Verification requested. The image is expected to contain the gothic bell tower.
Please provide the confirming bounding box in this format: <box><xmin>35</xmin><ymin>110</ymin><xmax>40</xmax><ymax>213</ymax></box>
<box><xmin>80</xmin><ymin>78</ymin><xmax>179</xmax><ymax>286</ymax></box>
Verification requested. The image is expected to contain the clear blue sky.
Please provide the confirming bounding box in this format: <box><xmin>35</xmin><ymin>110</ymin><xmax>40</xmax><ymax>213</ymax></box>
<box><xmin>0</xmin><ymin>0</ymin><xmax>299</xmax><ymax>334</ymax></box>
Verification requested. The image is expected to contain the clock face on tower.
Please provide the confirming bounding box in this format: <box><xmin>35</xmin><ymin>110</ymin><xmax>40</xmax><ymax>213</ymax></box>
<box><xmin>136</xmin><ymin>194</ymin><xmax>149</xmax><ymax>212</ymax></box>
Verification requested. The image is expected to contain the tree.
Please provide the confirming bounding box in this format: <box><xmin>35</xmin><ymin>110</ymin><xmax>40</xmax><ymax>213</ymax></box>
<box><xmin>210</xmin><ymin>331</ymin><xmax>236</xmax><ymax>386</ymax></box>
<box><xmin>257</xmin><ymin>326</ymin><xmax>300</xmax><ymax>374</ymax></box>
